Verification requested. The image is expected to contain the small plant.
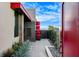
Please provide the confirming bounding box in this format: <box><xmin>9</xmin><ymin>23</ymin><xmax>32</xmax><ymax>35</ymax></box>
<box><xmin>12</xmin><ymin>42</ymin><xmax>22</xmax><ymax>51</ymax></box>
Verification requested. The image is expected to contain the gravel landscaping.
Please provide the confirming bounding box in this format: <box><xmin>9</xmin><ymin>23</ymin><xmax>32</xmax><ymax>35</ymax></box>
<box><xmin>48</xmin><ymin>47</ymin><xmax>60</xmax><ymax>57</ymax></box>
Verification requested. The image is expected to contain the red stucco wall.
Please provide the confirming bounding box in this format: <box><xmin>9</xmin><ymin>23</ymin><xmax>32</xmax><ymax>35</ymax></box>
<box><xmin>62</xmin><ymin>3</ymin><xmax>79</xmax><ymax>57</ymax></box>
<box><xmin>36</xmin><ymin>21</ymin><xmax>40</xmax><ymax>40</ymax></box>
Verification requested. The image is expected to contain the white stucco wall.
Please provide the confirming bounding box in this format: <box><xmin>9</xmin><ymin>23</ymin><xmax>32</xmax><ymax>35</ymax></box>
<box><xmin>0</xmin><ymin>2</ymin><xmax>19</xmax><ymax>56</ymax></box>
<box><xmin>19</xmin><ymin>14</ymin><xmax>24</xmax><ymax>43</ymax></box>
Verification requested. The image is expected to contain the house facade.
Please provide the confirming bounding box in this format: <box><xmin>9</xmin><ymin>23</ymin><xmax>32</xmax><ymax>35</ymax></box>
<box><xmin>0</xmin><ymin>2</ymin><xmax>40</xmax><ymax>56</ymax></box>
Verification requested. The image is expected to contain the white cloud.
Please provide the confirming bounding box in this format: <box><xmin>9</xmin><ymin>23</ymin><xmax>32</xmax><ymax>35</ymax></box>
<box><xmin>44</xmin><ymin>11</ymin><xmax>60</xmax><ymax>16</ymax></box>
<box><xmin>36</xmin><ymin>6</ymin><xmax>45</xmax><ymax>12</ymax></box>
<box><xmin>36</xmin><ymin>14</ymin><xmax>56</xmax><ymax>22</ymax></box>
<box><xmin>58</xmin><ymin>8</ymin><xmax>61</xmax><ymax>13</ymax></box>
<box><xmin>22</xmin><ymin>2</ymin><xmax>38</xmax><ymax>8</ymax></box>
<box><xmin>36</xmin><ymin>11</ymin><xmax>61</xmax><ymax>22</ymax></box>
<box><xmin>46</xmin><ymin>5</ymin><xmax>58</xmax><ymax>10</ymax></box>
<box><xmin>36</xmin><ymin>5</ymin><xmax>61</xmax><ymax>22</ymax></box>
<box><xmin>40</xmin><ymin>25</ymin><xmax>48</xmax><ymax>30</ymax></box>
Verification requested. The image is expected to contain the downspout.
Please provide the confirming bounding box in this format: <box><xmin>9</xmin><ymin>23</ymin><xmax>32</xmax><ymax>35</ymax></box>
<box><xmin>61</xmin><ymin>2</ymin><xmax>64</xmax><ymax>57</ymax></box>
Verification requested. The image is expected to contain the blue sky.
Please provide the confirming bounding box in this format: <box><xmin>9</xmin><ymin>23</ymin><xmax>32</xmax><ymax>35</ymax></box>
<box><xmin>22</xmin><ymin>2</ymin><xmax>62</xmax><ymax>30</ymax></box>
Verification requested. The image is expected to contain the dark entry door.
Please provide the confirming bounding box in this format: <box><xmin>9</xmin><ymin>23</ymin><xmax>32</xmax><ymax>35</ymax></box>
<box><xmin>24</xmin><ymin>28</ymin><xmax>31</xmax><ymax>41</ymax></box>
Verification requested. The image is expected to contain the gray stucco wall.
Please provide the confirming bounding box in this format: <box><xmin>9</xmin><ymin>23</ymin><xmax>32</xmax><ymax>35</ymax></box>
<box><xmin>24</xmin><ymin>22</ymin><xmax>36</xmax><ymax>41</ymax></box>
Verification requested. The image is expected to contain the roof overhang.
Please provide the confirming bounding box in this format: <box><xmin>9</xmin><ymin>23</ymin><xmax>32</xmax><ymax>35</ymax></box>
<box><xmin>10</xmin><ymin>2</ymin><xmax>32</xmax><ymax>21</ymax></box>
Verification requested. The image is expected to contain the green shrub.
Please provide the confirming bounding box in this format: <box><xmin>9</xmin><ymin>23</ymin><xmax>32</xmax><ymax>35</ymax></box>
<box><xmin>3</xmin><ymin>40</ymin><xmax>29</xmax><ymax>57</ymax></box>
<box><xmin>47</xmin><ymin>30</ymin><xmax>59</xmax><ymax>49</ymax></box>
<box><xmin>12</xmin><ymin>40</ymin><xmax>29</xmax><ymax>57</ymax></box>
<box><xmin>12</xmin><ymin>42</ymin><xmax>22</xmax><ymax>51</ymax></box>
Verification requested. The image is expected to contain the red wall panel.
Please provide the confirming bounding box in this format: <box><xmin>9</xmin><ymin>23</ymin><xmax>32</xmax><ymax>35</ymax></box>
<box><xmin>36</xmin><ymin>21</ymin><xmax>40</xmax><ymax>40</ymax></box>
<box><xmin>10</xmin><ymin>3</ymin><xmax>20</xmax><ymax>9</ymax></box>
<box><xmin>62</xmin><ymin>3</ymin><xmax>79</xmax><ymax>57</ymax></box>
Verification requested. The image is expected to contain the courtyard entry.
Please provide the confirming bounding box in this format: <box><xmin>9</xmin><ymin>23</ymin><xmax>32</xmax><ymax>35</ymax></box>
<box><xmin>24</xmin><ymin>14</ymin><xmax>36</xmax><ymax>41</ymax></box>
<box><xmin>24</xmin><ymin>28</ymin><xmax>31</xmax><ymax>40</ymax></box>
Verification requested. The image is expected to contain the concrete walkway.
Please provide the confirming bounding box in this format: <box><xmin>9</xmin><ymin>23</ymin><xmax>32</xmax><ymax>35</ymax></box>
<box><xmin>28</xmin><ymin>39</ymin><xmax>52</xmax><ymax>57</ymax></box>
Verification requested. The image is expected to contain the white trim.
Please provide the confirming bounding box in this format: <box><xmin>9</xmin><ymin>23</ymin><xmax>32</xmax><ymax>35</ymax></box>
<box><xmin>45</xmin><ymin>46</ymin><xmax>54</xmax><ymax>57</ymax></box>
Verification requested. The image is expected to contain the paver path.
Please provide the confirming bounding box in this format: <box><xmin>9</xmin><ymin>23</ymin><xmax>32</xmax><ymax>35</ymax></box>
<box><xmin>28</xmin><ymin>39</ymin><xmax>52</xmax><ymax>57</ymax></box>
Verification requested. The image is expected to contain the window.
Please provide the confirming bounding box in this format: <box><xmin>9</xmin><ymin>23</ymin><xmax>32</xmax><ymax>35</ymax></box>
<box><xmin>14</xmin><ymin>11</ymin><xmax>19</xmax><ymax>37</ymax></box>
